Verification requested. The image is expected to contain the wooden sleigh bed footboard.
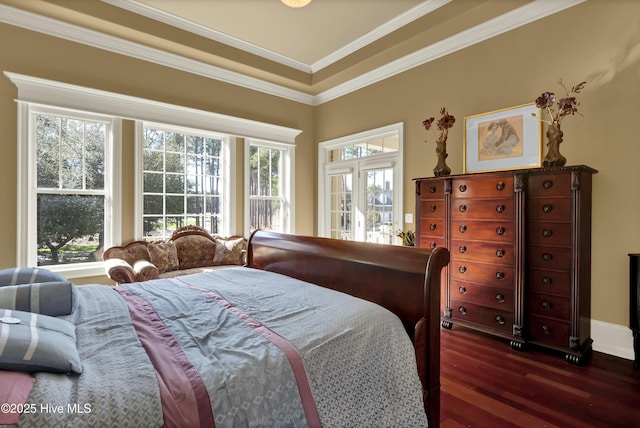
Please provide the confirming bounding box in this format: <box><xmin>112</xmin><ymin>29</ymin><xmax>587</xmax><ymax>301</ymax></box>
<box><xmin>246</xmin><ymin>230</ymin><xmax>450</xmax><ymax>427</ymax></box>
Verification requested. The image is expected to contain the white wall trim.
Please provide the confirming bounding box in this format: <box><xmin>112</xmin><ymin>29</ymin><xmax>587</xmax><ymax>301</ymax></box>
<box><xmin>3</xmin><ymin>71</ymin><xmax>302</xmax><ymax>143</ymax></box>
<box><xmin>313</xmin><ymin>0</ymin><xmax>586</xmax><ymax>105</ymax></box>
<box><xmin>591</xmin><ymin>319</ymin><xmax>635</xmax><ymax>361</ymax></box>
<box><xmin>0</xmin><ymin>1</ymin><xmax>584</xmax><ymax>106</ymax></box>
<box><xmin>0</xmin><ymin>4</ymin><xmax>314</xmax><ymax>105</ymax></box>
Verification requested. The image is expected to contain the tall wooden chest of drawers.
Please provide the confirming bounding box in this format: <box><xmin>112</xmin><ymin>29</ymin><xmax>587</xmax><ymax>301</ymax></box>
<box><xmin>414</xmin><ymin>165</ymin><xmax>596</xmax><ymax>364</ymax></box>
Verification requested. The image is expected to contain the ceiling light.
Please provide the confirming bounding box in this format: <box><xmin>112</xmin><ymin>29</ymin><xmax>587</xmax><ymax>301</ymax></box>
<box><xmin>281</xmin><ymin>0</ymin><xmax>312</xmax><ymax>8</ymax></box>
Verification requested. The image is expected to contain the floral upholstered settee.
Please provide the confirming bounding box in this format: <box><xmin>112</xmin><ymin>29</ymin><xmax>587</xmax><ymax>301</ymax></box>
<box><xmin>103</xmin><ymin>226</ymin><xmax>247</xmax><ymax>284</ymax></box>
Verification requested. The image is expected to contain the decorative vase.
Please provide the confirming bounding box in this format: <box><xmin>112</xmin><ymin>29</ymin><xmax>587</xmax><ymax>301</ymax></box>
<box><xmin>433</xmin><ymin>138</ymin><xmax>451</xmax><ymax>177</ymax></box>
<box><xmin>542</xmin><ymin>122</ymin><xmax>567</xmax><ymax>168</ymax></box>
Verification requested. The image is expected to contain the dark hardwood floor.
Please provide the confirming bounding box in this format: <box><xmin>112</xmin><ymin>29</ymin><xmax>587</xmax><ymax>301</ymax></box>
<box><xmin>440</xmin><ymin>327</ymin><xmax>640</xmax><ymax>428</ymax></box>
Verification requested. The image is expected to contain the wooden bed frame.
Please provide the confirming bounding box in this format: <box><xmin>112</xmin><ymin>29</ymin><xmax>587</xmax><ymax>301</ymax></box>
<box><xmin>246</xmin><ymin>230</ymin><xmax>450</xmax><ymax>427</ymax></box>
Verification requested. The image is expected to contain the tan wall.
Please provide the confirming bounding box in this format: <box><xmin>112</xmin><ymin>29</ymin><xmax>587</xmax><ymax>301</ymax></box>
<box><xmin>1</xmin><ymin>1</ymin><xmax>638</xmax><ymax>327</ymax></box>
<box><xmin>315</xmin><ymin>1</ymin><xmax>640</xmax><ymax>327</ymax></box>
<box><xmin>0</xmin><ymin>22</ymin><xmax>316</xmax><ymax>279</ymax></box>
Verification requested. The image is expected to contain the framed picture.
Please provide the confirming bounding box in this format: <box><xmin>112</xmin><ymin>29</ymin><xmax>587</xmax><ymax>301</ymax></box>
<box><xmin>464</xmin><ymin>103</ymin><xmax>542</xmax><ymax>173</ymax></box>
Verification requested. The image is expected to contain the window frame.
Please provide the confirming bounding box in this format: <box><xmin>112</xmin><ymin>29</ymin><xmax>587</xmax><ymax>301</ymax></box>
<box><xmin>134</xmin><ymin>121</ymin><xmax>234</xmax><ymax>239</ymax></box>
<box><xmin>244</xmin><ymin>138</ymin><xmax>295</xmax><ymax>237</ymax></box>
<box><xmin>318</xmin><ymin>123</ymin><xmax>403</xmax><ymax>244</ymax></box>
<box><xmin>17</xmin><ymin>103</ymin><xmax>122</xmax><ymax>278</ymax></box>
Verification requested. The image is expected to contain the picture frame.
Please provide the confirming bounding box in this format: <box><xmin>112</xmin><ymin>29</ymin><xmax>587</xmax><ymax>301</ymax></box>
<box><xmin>464</xmin><ymin>103</ymin><xmax>542</xmax><ymax>173</ymax></box>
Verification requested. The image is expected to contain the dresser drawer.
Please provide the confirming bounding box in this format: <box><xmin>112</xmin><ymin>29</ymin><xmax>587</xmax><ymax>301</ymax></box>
<box><xmin>527</xmin><ymin>268</ymin><xmax>571</xmax><ymax>297</ymax></box>
<box><xmin>452</xmin><ymin>198</ymin><xmax>514</xmax><ymax>220</ymax></box>
<box><xmin>420</xmin><ymin>218</ymin><xmax>445</xmax><ymax>237</ymax></box>
<box><xmin>527</xmin><ymin>245</ymin><xmax>571</xmax><ymax>270</ymax></box>
<box><xmin>418</xmin><ymin>199</ymin><xmax>445</xmax><ymax>219</ymax></box>
<box><xmin>527</xmin><ymin>315</ymin><xmax>570</xmax><ymax>348</ymax></box>
<box><xmin>528</xmin><ymin>173</ymin><xmax>571</xmax><ymax>197</ymax></box>
<box><xmin>452</xmin><ymin>219</ymin><xmax>513</xmax><ymax>243</ymax></box>
<box><xmin>417</xmin><ymin>180</ymin><xmax>445</xmax><ymax>197</ymax></box>
<box><xmin>527</xmin><ymin>197</ymin><xmax>572</xmax><ymax>221</ymax></box>
<box><xmin>450</xmin><ymin>299</ymin><xmax>513</xmax><ymax>332</ymax></box>
<box><xmin>451</xmin><ymin>259</ymin><xmax>514</xmax><ymax>287</ymax></box>
<box><xmin>451</xmin><ymin>240</ymin><xmax>514</xmax><ymax>265</ymax></box>
<box><xmin>452</xmin><ymin>176</ymin><xmax>513</xmax><ymax>199</ymax></box>
<box><xmin>418</xmin><ymin>236</ymin><xmax>445</xmax><ymax>250</ymax></box>
<box><xmin>527</xmin><ymin>221</ymin><xmax>571</xmax><ymax>246</ymax></box>
<box><xmin>527</xmin><ymin>293</ymin><xmax>570</xmax><ymax>320</ymax></box>
<box><xmin>451</xmin><ymin>280</ymin><xmax>514</xmax><ymax>310</ymax></box>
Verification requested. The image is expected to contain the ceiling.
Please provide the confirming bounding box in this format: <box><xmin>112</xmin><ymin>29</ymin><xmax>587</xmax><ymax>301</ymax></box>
<box><xmin>0</xmin><ymin>0</ymin><xmax>586</xmax><ymax>104</ymax></box>
<box><xmin>126</xmin><ymin>0</ymin><xmax>428</xmax><ymax>69</ymax></box>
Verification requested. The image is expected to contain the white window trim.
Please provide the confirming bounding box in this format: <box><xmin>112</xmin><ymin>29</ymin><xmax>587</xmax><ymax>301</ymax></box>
<box><xmin>134</xmin><ymin>121</ymin><xmax>235</xmax><ymax>238</ymax></box>
<box><xmin>16</xmin><ymin>103</ymin><xmax>122</xmax><ymax>279</ymax></box>
<box><xmin>6</xmin><ymin>71</ymin><xmax>302</xmax><ymax>277</ymax></box>
<box><xmin>318</xmin><ymin>122</ymin><xmax>403</xmax><ymax>242</ymax></box>
<box><xmin>244</xmin><ymin>138</ymin><xmax>295</xmax><ymax>237</ymax></box>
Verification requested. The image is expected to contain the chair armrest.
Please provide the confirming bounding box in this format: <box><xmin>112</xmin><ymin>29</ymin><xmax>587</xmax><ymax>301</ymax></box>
<box><xmin>104</xmin><ymin>258</ymin><xmax>136</xmax><ymax>284</ymax></box>
<box><xmin>133</xmin><ymin>260</ymin><xmax>160</xmax><ymax>282</ymax></box>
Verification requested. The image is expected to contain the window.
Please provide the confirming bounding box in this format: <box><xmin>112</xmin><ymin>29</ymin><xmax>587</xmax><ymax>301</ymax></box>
<box><xmin>245</xmin><ymin>139</ymin><xmax>294</xmax><ymax>235</ymax></box>
<box><xmin>17</xmin><ymin>104</ymin><xmax>121</xmax><ymax>277</ymax></box>
<box><xmin>319</xmin><ymin>123</ymin><xmax>403</xmax><ymax>244</ymax></box>
<box><xmin>139</xmin><ymin>123</ymin><xmax>231</xmax><ymax>240</ymax></box>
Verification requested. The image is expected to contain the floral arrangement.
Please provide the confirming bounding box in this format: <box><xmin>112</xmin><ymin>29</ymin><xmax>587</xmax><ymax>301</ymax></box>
<box><xmin>534</xmin><ymin>80</ymin><xmax>587</xmax><ymax>126</ymax></box>
<box><xmin>396</xmin><ymin>229</ymin><xmax>415</xmax><ymax>247</ymax></box>
<box><xmin>422</xmin><ymin>107</ymin><xmax>456</xmax><ymax>144</ymax></box>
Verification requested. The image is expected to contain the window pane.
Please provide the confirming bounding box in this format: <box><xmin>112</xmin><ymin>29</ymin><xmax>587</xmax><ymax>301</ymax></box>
<box><xmin>249</xmin><ymin>199</ymin><xmax>282</xmax><ymax>232</ymax></box>
<box><xmin>37</xmin><ymin>194</ymin><xmax>104</xmax><ymax>266</ymax></box>
<box><xmin>365</xmin><ymin>168</ymin><xmax>394</xmax><ymax>245</ymax></box>
<box><xmin>36</xmin><ymin>114</ymin><xmax>105</xmax><ymax>191</ymax></box>
<box><xmin>142</xmin><ymin>126</ymin><xmax>224</xmax><ymax>240</ymax></box>
<box><xmin>329</xmin><ymin>173</ymin><xmax>352</xmax><ymax>240</ymax></box>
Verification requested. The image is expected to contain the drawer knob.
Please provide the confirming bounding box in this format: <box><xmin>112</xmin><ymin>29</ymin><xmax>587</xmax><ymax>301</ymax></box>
<box><xmin>543</xmin><ymin>180</ymin><xmax>554</xmax><ymax>189</ymax></box>
<box><xmin>542</xmin><ymin>252</ymin><xmax>553</xmax><ymax>262</ymax></box>
<box><xmin>429</xmin><ymin>186</ymin><xmax>437</xmax><ymax>193</ymax></box>
<box><xmin>459</xmin><ymin>266</ymin><xmax>467</xmax><ymax>273</ymax></box>
<box><xmin>495</xmin><ymin>315</ymin><xmax>505</xmax><ymax>325</ymax></box>
<box><xmin>459</xmin><ymin>204</ymin><xmax>467</xmax><ymax>213</ymax></box>
<box><xmin>459</xmin><ymin>286</ymin><xmax>467</xmax><ymax>294</ymax></box>
<box><xmin>429</xmin><ymin>242</ymin><xmax>436</xmax><ymax>249</ymax></box>
<box><xmin>496</xmin><ymin>181</ymin><xmax>505</xmax><ymax>191</ymax></box>
<box><xmin>430</xmin><ymin>223</ymin><xmax>437</xmax><ymax>231</ymax></box>
<box><xmin>542</xmin><ymin>325</ymin><xmax>551</xmax><ymax>334</ymax></box>
<box><xmin>459</xmin><ymin>306</ymin><xmax>467</xmax><ymax>315</ymax></box>
<box><xmin>542</xmin><ymin>204</ymin><xmax>553</xmax><ymax>213</ymax></box>
<box><xmin>496</xmin><ymin>204</ymin><xmax>506</xmax><ymax>213</ymax></box>
<box><xmin>459</xmin><ymin>245</ymin><xmax>467</xmax><ymax>254</ymax></box>
<box><xmin>496</xmin><ymin>249</ymin><xmax>505</xmax><ymax>257</ymax></box>
<box><xmin>459</xmin><ymin>225</ymin><xmax>467</xmax><ymax>233</ymax></box>
<box><xmin>542</xmin><ymin>229</ymin><xmax>553</xmax><ymax>238</ymax></box>
<box><xmin>542</xmin><ymin>300</ymin><xmax>552</xmax><ymax>310</ymax></box>
<box><xmin>495</xmin><ymin>294</ymin><xmax>505</xmax><ymax>303</ymax></box>
<box><xmin>496</xmin><ymin>227</ymin><xmax>505</xmax><ymax>236</ymax></box>
<box><xmin>459</xmin><ymin>184</ymin><xmax>467</xmax><ymax>192</ymax></box>
<box><xmin>429</xmin><ymin>204</ymin><xmax>437</xmax><ymax>212</ymax></box>
<box><xmin>542</xmin><ymin>276</ymin><xmax>553</xmax><ymax>285</ymax></box>
<box><xmin>496</xmin><ymin>271</ymin><xmax>505</xmax><ymax>280</ymax></box>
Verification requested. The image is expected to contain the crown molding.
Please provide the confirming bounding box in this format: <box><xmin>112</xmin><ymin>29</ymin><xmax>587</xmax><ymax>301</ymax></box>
<box><xmin>101</xmin><ymin>0</ymin><xmax>452</xmax><ymax>74</ymax></box>
<box><xmin>101</xmin><ymin>0</ymin><xmax>314</xmax><ymax>73</ymax></box>
<box><xmin>313</xmin><ymin>0</ymin><xmax>586</xmax><ymax>105</ymax></box>
<box><xmin>4</xmin><ymin>71</ymin><xmax>303</xmax><ymax>143</ymax></box>
<box><xmin>0</xmin><ymin>4</ymin><xmax>315</xmax><ymax>105</ymax></box>
<box><xmin>310</xmin><ymin>0</ymin><xmax>451</xmax><ymax>73</ymax></box>
<box><xmin>0</xmin><ymin>1</ymin><xmax>585</xmax><ymax>106</ymax></box>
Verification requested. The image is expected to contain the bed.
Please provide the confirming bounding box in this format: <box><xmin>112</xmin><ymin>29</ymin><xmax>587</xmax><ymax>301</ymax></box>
<box><xmin>0</xmin><ymin>231</ymin><xmax>449</xmax><ymax>428</ymax></box>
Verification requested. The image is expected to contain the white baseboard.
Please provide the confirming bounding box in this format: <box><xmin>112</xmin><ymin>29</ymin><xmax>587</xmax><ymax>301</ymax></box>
<box><xmin>591</xmin><ymin>319</ymin><xmax>635</xmax><ymax>360</ymax></box>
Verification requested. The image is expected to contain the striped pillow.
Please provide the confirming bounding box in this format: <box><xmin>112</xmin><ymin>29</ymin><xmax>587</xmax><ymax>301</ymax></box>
<box><xmin>0</xmin><ymin>309</ymin><xmax>82</xmax><ymax>374</ymax></box>
<box><xmin>0</xmin><ymin>268</ymin><xmax>72</xmax><ymax>316</ymax></box>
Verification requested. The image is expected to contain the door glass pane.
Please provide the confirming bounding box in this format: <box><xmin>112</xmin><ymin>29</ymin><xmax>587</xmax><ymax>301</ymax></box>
<box><xmin>329</xmin><ymin>173</ymin><xmax>352</xmax><ymax>240</ymax></box>
<box><xmin>365</xmin><ymin>168</ymin><xmax>393</xmax><ymax>244</ymax></box>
